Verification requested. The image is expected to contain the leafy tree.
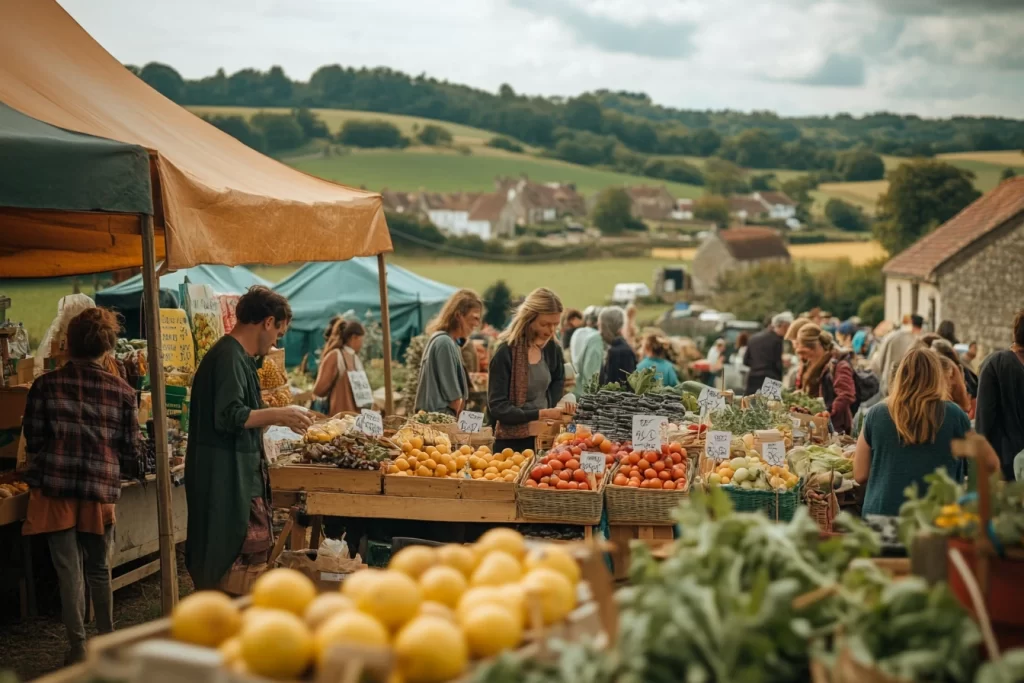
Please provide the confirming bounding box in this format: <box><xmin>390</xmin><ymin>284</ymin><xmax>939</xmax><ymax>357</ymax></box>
<box><xmin>487</xmin><ymin>136</ymin><xmax>524</xmax><ymax>153</ymax></box>
<box><xmin>139</xmin><ymin>62</ymin><xmax>185</xmax><ymax>101</ymax></box>
<box><xmin>292</xmin><ymin>107</ymin><xmax>330</xmax><ymax>139</ymax></box>
<box><xmin>858</xmin><ymin>294</ymin><xmax>885</xmax><ymax>327</ymax></box>
<box><xmin>125</xmin><ymin>64</ymin><xmax>141</xmax><ymax>76</ymax></box>
<box><xmin>874</xmin><ymin>160</ymin><xmax>981</xmax><ymax>255</ymax></box>
<box><xmin>482</xmin><ymin>281</ymin><xmax>513</xmax><ymax>329</ymax></box>
<box><xmin>498</xmin><ymin>83</ymin><xmax>516</xmax><ymax>100</ymax></box>
<box><xmin>552</xmin><ymin>131</ymin><xmax>617</xmax><ymax>166</ymax></box>
<box><xmin>337</xmin><ymin>119</ymin><xmax>409</xmax><ymax>148</ymax></box>
<box><xmin>835</xmin><ymin>148</ymin><xmax>885</xmax><ymax>181</ymax></box>
<box><xmin>251</xmin><ymin>112</ymin><xmax>306</xmax><ymax>152</ymax></box>
<box><xmin>643</xmin><ymin>159</ymin><xmax>704</xmax><ymax>185</ymax></box>
<box><xmin>201</xmin><ymin>114</ymin><xmax>266</xmax><ymax>152</ymax></box>
<box><xmin>386</xmin><ymin>211</ymin><xmax>446</xmax><ymax>253</ymax></box>
<box><xmin>592</xmin><ymin>188</ymin><xmax>645</xmax><ymax>235</ymax></box>
<box><xmin>717</xmin><ymin>129</ymin><xmax>784</xmax><ymax>168</ymax></box>
<box><xmin>704</xmin><ymin>158</ymin><xmax>748</xmax><ymax>196</ymax></box>
<box><xmin>417</xmin><ymin>124</ymin><xmax>453</xmax><ymax>146</ymax></box>
<box><xmin>1002</xmin><ymin>167</ymin><xmax>1017</xmax><ymax>181</ymax></box>
<box><xmin>689</xmin><ymin>128</ymin><xmax>722</xmax><ymax>156</ymax></box>
<box><xmin>693</xmin><ymin>195</ymin><xmax>731</xmax><ymax>228</ymax></box>
<box><xmin>749</xmin><ymin>173</ymin><xmax>776</xmax><ymax>191</ymax></box>
<box><xmin>824</xmin><ymin>198</ymin><xmax>869</xmax><ymax>232</ymax></box>
<box><xmin>612</xmin><ymin>147</ymin><xmax>647</xmax><ymax>175</ymax></box>
<box><xmin>563</xmin><ymin>95</ymin><xmax>603</xmax><ymax>133</ymax></box>
<box><xmin>780</xmin><ymin>174</ymin><xmax>818</xmax><ymax>222</ymax></box>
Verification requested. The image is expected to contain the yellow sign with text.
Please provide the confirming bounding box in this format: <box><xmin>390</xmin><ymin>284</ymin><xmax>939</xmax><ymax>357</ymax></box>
<box><xmin>159</xmin><ymin>309</ymin><xmax>195</xmax><ymax>374</ymax></box>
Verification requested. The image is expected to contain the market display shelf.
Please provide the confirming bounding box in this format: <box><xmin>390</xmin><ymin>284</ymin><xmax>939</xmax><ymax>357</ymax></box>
<box><xmin>269</xmin><ymin>463</ymin><xmax>382</xmax><ymax>495</ymax></box>
<box><xmin>304</xmin><ymin>491</ymin><xmax>519</xmax><ymax>523</ymax></box>
<box><xmin>383</xmin><ymin>474</ymin><xmax>462</xmax><ymax>499</ymax></box>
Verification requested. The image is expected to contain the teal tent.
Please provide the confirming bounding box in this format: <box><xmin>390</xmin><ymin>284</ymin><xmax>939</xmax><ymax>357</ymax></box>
<box><xmin>95</xmin><ymin>265</ymin><xmax>271</xmax><ymax>338</ymax></box>
<box><xmin>274</xmin><ymin>259</ymin><xmax>456</xmax><ymax>368</ymax></box>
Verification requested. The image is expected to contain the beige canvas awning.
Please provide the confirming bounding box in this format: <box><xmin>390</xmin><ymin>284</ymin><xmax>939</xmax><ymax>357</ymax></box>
<box><xmin>0</xmin><ymin>0</ymin><xmax>391</xmax><ymax>275</ymax></box>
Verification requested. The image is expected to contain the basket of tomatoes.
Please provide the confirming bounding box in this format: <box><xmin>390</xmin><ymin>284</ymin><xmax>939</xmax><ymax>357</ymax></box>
<box><xmin>516</xmin><ymin>429</ymin><xmax>622</xmax><ymax>525</ymax></box>
<box><xmin>604</xmin><ymin>443</ymin><xmax>691</xmax><ymax>524</ymax></box>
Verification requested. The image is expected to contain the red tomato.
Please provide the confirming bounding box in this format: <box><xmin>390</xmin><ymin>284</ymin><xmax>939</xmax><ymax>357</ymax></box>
<box><xmin>560</xmin><ymin>452</ymin><xmax>574</xmax><ymax>464</ymax></box>
<box><xmin>644</xmin><ymin>469</ymin><xmax>658</xmax><ymax>480</ymax></box>
<box><xmin>613</xmin><ymin>474</ymin><xmax>628</xmax><ymax>486</ymax></box>
<box><xmin>573</xmin><ymin>469</ymin><xmax>588</xmax><ymax>483</ymax></box>
<box><xmin>627</xmin><ymin>452</ymin><xmax>641</xmax><ymax>465</ymax></box>
<box><xmin>661</xmin><ymin>444</ymin><xmax>671</xmax><ymax>456</ymax></box>
<box><xmin>577</xmin><ymin>481</ymin><xmax>590</xmax><ymax>491</ymax></box>
<box><xmin>540</xmin><ymin>464</ymin><xmax>553</xmax><ymax>477</ymax></box>
<box><xmin>662</xmin><ymin>480</ymin><xmax>676</xmax><ymax>490</ymax></box>
<box><xmin>658</xmin><ymin>470</ymin><xmax>672</xmax><ymax>481</ymax></box>
<box><xmin>558</xmin><ymin>469</ymin><xmax>572</xmax><ymax>482</ymax></box>
<box><xmin>605</xmin><ymin>454</ymin><xmax>615</xmax><ymax>465</ymax></box>
<box><xmin>670</xmin><ymin>452</ymin><xmax>682</xmax><ymax>464</ymax></box>
<box><xmin>582</xmin><ymin>439</ymin><xmax>594</xmax><ymax>449</ymax></box>
<box><xmin>549</xmin><ymin>460</ymin><xmax>563</xmax><ymax>472</ymax></box>
<box><xmin>565</xmin><ymin>481</ymin><xmax>579</xmax><ymax>490</ymax></box>
<box><xmin>669</xmin><ymin>443</ymin><xmax>683</xmax><ymax>454</ymax></box>
<box><xmin>530</xmin><ymin>466</ymin><xmax>546</xmax><ymax>482</ymax></box>
<box><xmin>570</xmin><ymin>446</ymin><xmax>582</xmax><ymax>457</ymax></box>
<box><xmin>636</xmin><ymin>459</ymin><xmax>650</xmax><ymax>471</ymax></box>
<box><xmin>627</xmin><ymin>479</ymin><xmax>640</xmax><ymax>488</ymax></box>
<box><xmin>538</xmin><ymin>482</ymin><xmax>550</xmax><ymax>489</ymax></box>
<box><xmin>599</xmin><ymin>440</ymin><xmax>613</xmax><ymax>454</ymax></box>
<box><xmin>648</xmin><ymin>478</ymin><xmax>664</xmax><ymax>489</ymax></box>
<box><xmin>565</xmin><ymin>458</ymin><xmax>580</xmax><ymax>470</ymax></box>
<box><xmin>652</xmin><ymin>460</ymin><xmax>667</xmax><ymax>472</ymax></box>
<box><xmin>556</xmin><ymin>480</ymin><xmax>570</xmax><ymax>490</ymax></box>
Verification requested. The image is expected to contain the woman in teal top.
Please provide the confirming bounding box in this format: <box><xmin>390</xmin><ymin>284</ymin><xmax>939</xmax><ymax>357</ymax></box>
<box><xmin>636</xmin><ymin>332</ymin><xmax>679</xmax><ymax>387</ymax></box>
<box><xmin>854</xmin><ymin>348</ymin><xmax>998</xmax><ymax>517</ymax></box>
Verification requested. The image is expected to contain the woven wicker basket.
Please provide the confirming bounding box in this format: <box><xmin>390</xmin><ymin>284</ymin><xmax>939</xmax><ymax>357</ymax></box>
<box><xmin>605</xmin><ymin>473</ymin><xmax>691</xmax><ymax>524</ymax></box>
<box><xmin>514</xmin><ymin>455</ymin><xmax>610</xmax><ymax>524</ymax></box>
<box><xmin>806</xmin><ymin>489</ymin><xmax>839</xmax><ymax>533</ymax></box>
<box><xmin>722</xmin><ymin>480</ymin><xmax>803</xmax><ymax>522</ymax></box>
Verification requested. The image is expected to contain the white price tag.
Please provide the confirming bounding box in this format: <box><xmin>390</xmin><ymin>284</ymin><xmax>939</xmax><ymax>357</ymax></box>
<box><xmin>320</xmin><ymin>572</ymin><xmax>344</xmax><ymax>583</ymax></box>
<box><xmin>762</xmin><ymin>440</ymin><xmax>786</xmax><ymax>466</ymax></box>
<box><xmin>759</xmin><ymin>378</ymin><xmax>783</xmax><ymax>401</ymax></box>
<box><xmin>697</xmin><ymin>387</ymin><xmax>726</xmax><ymax>418</ymax></box>
<box><xmin>457</xmin><ymin>410</ymin><xmax>484</xmax><ymax>433</ymax></box>
<box><xmin>790</xmin><ymin>415</ymin><xmax>806</xmax><ymax>438</ymax></box>
<box><xmin>580</xmin><ymin>452</ymin><xmax>605</xmax><ymax>474</ymax></box>
<box><xmin>347</xmin><ymin>371</ymin><xmax>374</xmax><ymax>408</ymax></box>
<box><xmin>356</xmin><ymin>408</ymin><xmax>383</xmax><ymax>437</ymax></box>
<box><xmin>707</xmin><ymin>431</ymin><xmax>732</xmax><ymax>461</ymax></box>
<box><xmin>632</xmin><ymin>415</ymin><xmax>665</xmax><ymax>452</ymax></box>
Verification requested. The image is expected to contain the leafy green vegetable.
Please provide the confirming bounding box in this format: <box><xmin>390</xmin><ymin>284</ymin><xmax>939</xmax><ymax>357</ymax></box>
<box><xmin>782</xmin><ymin>389</ymin><xmax>826</xmax><ymax>413</ymax></box>
<box><xmin>710</xmin><ymin>395</ymin><xmax>786</xmax><ymax>434</ymax></box>
<box><xmin>627</xmin><ymin>366</ymin><xmax>660</xmax><ymax>395</ymax></box>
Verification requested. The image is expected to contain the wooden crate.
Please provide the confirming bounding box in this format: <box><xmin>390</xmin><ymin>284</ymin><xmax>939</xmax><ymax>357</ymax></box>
<box><xmin>269</xmin><ymin>464</ymin><xmax>383</xmax><ymax>495</ymax></box>
<box><xmin>459</xmin><ymin>478</ymin><xmax>516</xmax><ymax>502</ymax></box>
<box><xmin>608</xmin><ymin>524</ymin><xmax>675</xmax><ymax>581</ymax></box>
<box><xmin>304</xmin><ymin>491</ymin><xmax>517</xmax><ymax>523</ymax></box>
<box><xmin>383</xmin><ymin>475</ymin><xmax>462</xmax><ymax>499</ymax></box>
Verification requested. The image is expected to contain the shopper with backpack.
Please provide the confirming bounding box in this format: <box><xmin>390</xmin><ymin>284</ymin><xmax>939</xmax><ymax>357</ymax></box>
<box><xmin>795</xmin><ymin>324</ymin><xmax>858</xmax><ymax>434</ymax></box>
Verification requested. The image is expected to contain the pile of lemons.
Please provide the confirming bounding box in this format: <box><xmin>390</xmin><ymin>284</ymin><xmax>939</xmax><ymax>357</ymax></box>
<box><xmin>170</xmin><ymin>528</ymin><xmax>581</xmax><ymax>683</ymax></box>
<box><xmin>387</xmin><ymin>437</ymin><xmax>463</xmax><ymax>478</ymax></box>
<box><xmin>465</xmin><ymin>446</ymin><xmax>529</xmax><ymax>482</ymax></box>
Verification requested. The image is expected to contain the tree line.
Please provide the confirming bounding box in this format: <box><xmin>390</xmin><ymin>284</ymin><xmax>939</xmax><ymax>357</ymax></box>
<box><xmin>132</xmin><ymin>61</ymin><xmax>1024</xmax><ymax>176</ymax></box>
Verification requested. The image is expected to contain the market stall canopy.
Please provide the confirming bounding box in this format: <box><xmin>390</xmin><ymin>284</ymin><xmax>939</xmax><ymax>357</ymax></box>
<box><xmin>95</xmin><ymin>265</ymin><xmax>272</xmax><ymax>338</ymax></box>
<box><xmin>0</xmin><ymin>101</ymin><xmax>162</xmax><ymax>276</ymax></box>
<box><xmin>274</xmin><ymin>260</ymin><xmax>457</xmax><ymax>367</ymax></box>
<box><xmin>0</xmin><ymin>0</ymin><xmax>391</xmax><ymax>276</ymax></box>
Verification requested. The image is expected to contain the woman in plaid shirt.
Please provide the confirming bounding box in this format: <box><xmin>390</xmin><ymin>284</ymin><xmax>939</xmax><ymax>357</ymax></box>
<box><xmin>21</xmin><ymin>307</ymin><xmax>143</xmax><ymax>665</ymax></box>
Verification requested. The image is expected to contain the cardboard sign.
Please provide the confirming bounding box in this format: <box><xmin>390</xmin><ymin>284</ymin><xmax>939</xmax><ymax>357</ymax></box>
<box><xmin>632</xmin><ymin>415</ymin><xmax>666</xmax><ymax>452</ymax></box>
<box><xmin>158</xmin><ymin>309</ymin><xmax>195</xmax><ymax>373</ymax></box>
<box><xmin>457</xmin><ymin>410</ymin><xmax>484</xmax><ymax>433</ymax></box>
<box><xmin>759</xmin><ymin>378</ymin><xmax>783</xmax><ymax>401</ymax></box>
<box><xmin>181</xmin><ymin>284</ymin><xmax>225</xmax><ymax>365</ymax></box>
<box><xmin>356</xmin><ymin>409</ymin><xmax>383</xmax><ymax>437</ymax></box>
<box><xmin>762</xmin><ymin>440</ymin><xmax>786</xmax><ymax>467</ymax></box>
<box><xmin>580</xmin><ymin>452</ymin><xmax>605</xmax><ymax>474</ymax></box>
<box><xmin>707</xmin><ymin>431</ymin><xmax>732</xmax><ymax>461</ymax></box>
<box><xmin>347</xmin><ymin>370</ymin><xmax>374</xmax><ymax>409</ymax></box>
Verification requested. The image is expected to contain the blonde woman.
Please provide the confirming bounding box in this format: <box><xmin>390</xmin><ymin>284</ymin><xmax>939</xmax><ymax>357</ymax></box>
<box><xmin>414</xmin><ymin>289</ymin><xmax>483</xmax><ymax>415</ymax></box>
<box><xmin>488</xmin><ymin>288</ymin><xmax>575</xmax><ymax>453</ymax></box>
<box><xmin>853</xmin><ymin>349</ymin><xmax>997</xmax><ymax>517</ymax></box>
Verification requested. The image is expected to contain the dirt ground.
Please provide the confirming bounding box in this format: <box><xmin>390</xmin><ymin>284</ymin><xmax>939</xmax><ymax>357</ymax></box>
<box><xmin>0</xmin><ymin>553</ymin><xmax>193</xmax><ymax>681</ymax></box>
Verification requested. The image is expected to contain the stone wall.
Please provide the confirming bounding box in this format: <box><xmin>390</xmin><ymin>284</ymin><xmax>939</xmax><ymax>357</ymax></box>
<box><xmin>691</xmin><ymin>235</ymin><xmax>736</xmax><ymax>296</ymax></box>
<box><xmin>938</xmin><ymin>214</ymin><xmax>1024</xmax><ymax>356</ymax></box>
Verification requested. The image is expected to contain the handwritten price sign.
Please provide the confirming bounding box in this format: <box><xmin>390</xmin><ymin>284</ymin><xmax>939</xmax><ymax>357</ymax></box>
<box><xmin>698</xmin><ymin>387</ymin><xmax>726</xmax><ymax>418</ymax></box>
<box><xmin>707</xmin><ymin>430</ymin><xmax>732</xmax><ymax>461</ymax></box>
<box><xmin>759</xmin><ymin>378</ymin><xmax>783</xmax><ymax>401</ymax></box>
<box><xmin>761</xmin><ymin>440</ymin><xmax>786</xmax><ymax>467</ymax></box>
<box><xmin>580</xmin><ymin>452</ymin><xmax>605</xmax><ymax>474</ymax></box>
<box><xmin>457</xmin><ymin>411</ymin><xmax>484</xmax><ymax>433</ymax></box>
<box><xmin>632</xmin><ymin>415</ymin><xmax>666</xmax><ymax>452</ymax></box>
<box><xmin>348</xmin><ymin>371</ymin><xmax>374</xmax><ymax>409</ymax></box>
<box><xmin>356</xmin><ymin>409</ymin><xmax>383</xmax><ymax>438</ymax></box>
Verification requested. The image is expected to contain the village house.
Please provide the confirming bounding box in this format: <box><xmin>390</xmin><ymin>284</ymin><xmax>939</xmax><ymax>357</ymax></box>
<box><xmin>882</xmin><ymin>177</ymin><xmax>1024</xmax><ymax>355</ymax></box>
<box><xmin>494</xmin><ymin>176</ymin><xmax>586</xmax><ymax>238</ymax></box>
<box><xmin>674</xmin><ymin>198</ymin><xmax>695</xmax><ymax>221</ymax></box>
<box><xmin>422</xmin><ymin>192</ymin><xmax>487</xmax><ymax>239</ymax></box>
<box><xmin>464</xmin><ymin>192</ymin><xmax>507</xmax><ymax>241</ymax></box>
<box><xmin>690</xmin><ymin>226</ymin><xmax>791</xmax><ymax>296</ymax></box>
<box><xmin>380</xmin><ymin>189</ymin><xmax>424</xmax><ymax>216</ymax></box>
<box><xmin>625</xmin><ymin>185</ymin><xmax>677</xmax><ymax>222</ymax></box>
<box><xmin>752</xmin><ymin>191</ymin><xmax>797</xmax><ymax>220</ymax></box>
<box><xmin>728</xmin><ymin>196</ymin><xmax>769</xmax><ymax>223</ymax></box>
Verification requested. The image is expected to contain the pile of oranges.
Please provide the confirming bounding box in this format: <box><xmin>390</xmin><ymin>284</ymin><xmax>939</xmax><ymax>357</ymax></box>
<box><xmin>388</xmin><ymin>441</ymin><xmax>528</xmax><ymax>483</ymax></box>
<box><xmin>466</xmin><ymin>447</ymin><xmax>529</xmax><ymax>482</ymax></box>
<box><xmin>612</xmin><ymin>443</ymin><xmax>688</xmax><ymax>490</ymax></box>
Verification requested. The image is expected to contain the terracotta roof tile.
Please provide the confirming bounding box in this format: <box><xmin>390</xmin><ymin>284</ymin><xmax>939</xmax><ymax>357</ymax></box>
<box><xmin>717</xmin><ymin>227</ymin><xmax>791</xmax><ymax>261</ymax></box>
<box><xmin>757</xmin><ymin>191</ymin><xmax>796</xmax><ymax>206</ymax></box>
<box><xmin>468</xmin><ymin>192</ymin><xmax>507</xmax><ymax>222</ymax></box>
<box><xmin>883</xmin><ymin>177</ymin><xmax>1024</xmax><ymax>279</ymax></box>
<box><xmin>728</xmin><ymin>196</ymin><xmax>768</xmax><ymax>217</ymax></box>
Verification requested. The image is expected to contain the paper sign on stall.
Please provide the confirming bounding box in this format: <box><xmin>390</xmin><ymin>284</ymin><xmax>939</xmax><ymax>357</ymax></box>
<box><xmin>356</xmin><ymin>409</ymin><xmax>383</xmax><ymax>437</ymax></box>
<box><xmin>790</xmin><ymin>415</ymin><xmax>806</xmax><ymax>439</ymax></box>
<box><xmin>698</xmin><ymin>387</ymin><xmax>725</xmax><ymax>419</ymax></box>
<box><xmin>762</xmin><ymin>440</ymin><xmax>786</xmax><ymax>466</ymax></box>
<box><xmin>457</xmin><ymin>411</ymin><xmax>484</xmax><ymax>433</ymax></box>
<box><xmin>632</xmin><ymin>415</ymin><xmax>665</xmax><ymax>452</ymax></box>
<box><xmin>707</xmin><ymin>431</ymin><xmax>732</xmax><ymax>461</ymax></box>
<box><xmin>159</xmin><ymin>309</ymin><xmax>195</xmax><ymax>374</ymax></box>
<box><xmin>580</xmin><ymin>452</ymin><xmax>605</xmax><ymax>474</ymax></box>
<box><xmin>347</xmin><ymin>371</ymin><xmax>374</xmax><ymax>408</ymax></box>
<box><xmin>759</xmin><ymin>378</ymin><xmax>783</xmax><ymax>401</ymax></box>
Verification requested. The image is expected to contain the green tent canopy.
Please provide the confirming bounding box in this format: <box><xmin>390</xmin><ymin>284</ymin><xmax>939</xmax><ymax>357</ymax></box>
<box><xmin>274</xmin><ymin>258</ymin><xmax>456</xmax><ymax>368</ymax></box>
<box><xmin>0</xmin><ymin>100</ymin><xmax>152</xmax><ymax>215</ymax></box>
<box><xmin>95</xmin><ymin>265</ymin><xmax>271</xmax><ymax>338</ymax></box>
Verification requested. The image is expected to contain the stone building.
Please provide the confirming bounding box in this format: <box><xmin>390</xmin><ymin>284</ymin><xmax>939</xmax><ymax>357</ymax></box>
<box><xmin>882</xmin><ymin>177</ymin><xmax>1024</xmax><ymax>355</ymax></box>
<box><xmin>690</xmin><ymin>227</ymin><xmax>791</xmax><ymax>297</ymax></box>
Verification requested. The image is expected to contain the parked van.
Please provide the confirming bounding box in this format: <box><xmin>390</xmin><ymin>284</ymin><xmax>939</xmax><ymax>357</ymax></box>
<box><xmin>611</xmin><ymin>282</ymin><xmax>651</xmax><ymax>304</ymax></box>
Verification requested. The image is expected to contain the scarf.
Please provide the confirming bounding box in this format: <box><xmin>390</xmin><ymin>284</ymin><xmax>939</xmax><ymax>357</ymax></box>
<box><xmin>495</xmin><ymin>340</ymin><xmax>532</xmax><ymax>440</ymax></box>
<box><xmin>801</xmin><ymin>352</ymin><xmax>831</xmax><ymax>398</ymax></box>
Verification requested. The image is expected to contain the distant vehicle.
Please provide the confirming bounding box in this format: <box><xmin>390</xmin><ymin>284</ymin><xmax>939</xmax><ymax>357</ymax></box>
<box><xmin>611</xmin><ymin>282</ymin><xmax>651</xmax><ymax>304</ymax></box>
<box><xmin>657</xmin><ymin>308</ymin><xmax>760</xmax><ymax>356</ymax></box>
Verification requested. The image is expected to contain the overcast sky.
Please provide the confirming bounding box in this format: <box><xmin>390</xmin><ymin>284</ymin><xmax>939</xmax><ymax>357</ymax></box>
<box><xmin>59</xmin><ymin>0</ymin><xmax>1024</xmax><ymax>118</ymax></box>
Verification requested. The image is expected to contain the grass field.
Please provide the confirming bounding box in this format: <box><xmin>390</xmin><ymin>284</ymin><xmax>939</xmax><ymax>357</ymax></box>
<box><xmin>938</xmin><ymin>151</ymin><xmax>1024</xmax><ymax>167</ymax></box>
<box><xmin>290</xmin><ymin>150</ymin><xmax>705</xmax><ymax>197</ymax></box>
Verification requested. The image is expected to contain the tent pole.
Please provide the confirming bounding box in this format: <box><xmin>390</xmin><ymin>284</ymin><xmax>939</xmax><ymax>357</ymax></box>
<box><xmin>142</xmin><ymin>214</ymin><xmax>179</xmax><ymax>614</ymax></box>
<box><xmin>377</xmin><ymin>253</ymin><xmax>394</xmax><ymax>415</ymax></box>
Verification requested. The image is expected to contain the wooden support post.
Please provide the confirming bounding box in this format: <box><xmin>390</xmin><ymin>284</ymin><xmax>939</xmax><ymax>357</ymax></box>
<box><xmin>142</xmin><ymin>214</ymin><xmax>179</xmax><ymax>614</ymax></box>
<box><xmin>377</xmin><ymin>253</ymin><xmax>394</xmax><ymax>415</ymax></box>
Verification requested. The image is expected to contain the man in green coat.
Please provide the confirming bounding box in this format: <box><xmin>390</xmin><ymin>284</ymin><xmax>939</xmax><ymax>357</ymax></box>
<box><xmin>185</xmin><ymin>286</ymin><xmax>313</xmax><ymax>593</ymax></box>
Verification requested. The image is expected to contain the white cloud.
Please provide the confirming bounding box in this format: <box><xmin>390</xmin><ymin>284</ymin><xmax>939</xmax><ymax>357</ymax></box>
<box><xmin>56</xmin><ymin>0</ymin><xmax>1024</xmax><ymax>117</ymax></box>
